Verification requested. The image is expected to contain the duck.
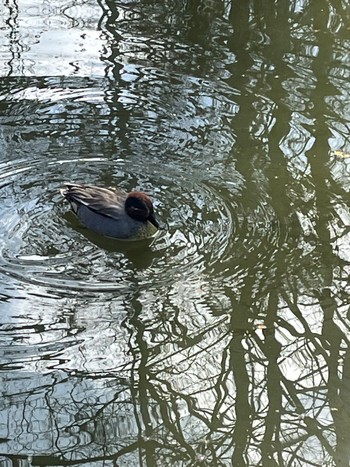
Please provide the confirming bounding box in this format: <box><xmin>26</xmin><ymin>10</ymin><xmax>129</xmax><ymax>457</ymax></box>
<box><xmin>60</xmin><ymin>183</ymin><xmax>160</xmax><ymax>240</ymax></box>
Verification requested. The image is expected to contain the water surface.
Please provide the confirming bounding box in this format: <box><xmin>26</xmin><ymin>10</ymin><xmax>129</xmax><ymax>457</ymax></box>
<box><xmin>1</xmin><ymin>0</ymin><xmax>350</xmax><ymax>465</ymax></box>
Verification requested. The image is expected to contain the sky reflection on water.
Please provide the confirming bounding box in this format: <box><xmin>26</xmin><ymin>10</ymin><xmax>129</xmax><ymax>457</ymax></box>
<box><xmin>1</xmin><ymin>0</ymin><xmax>350</xmax><ymax>466</ymax></box>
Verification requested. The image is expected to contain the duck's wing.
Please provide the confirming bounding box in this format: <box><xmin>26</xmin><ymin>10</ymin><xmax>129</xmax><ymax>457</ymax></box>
<box><xmin>61</xmin><ymin>183</ymin><xmax>127</xmax><ymax>220</ymax></box>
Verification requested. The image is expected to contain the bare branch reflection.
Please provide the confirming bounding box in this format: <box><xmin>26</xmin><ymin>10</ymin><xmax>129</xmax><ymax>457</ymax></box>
<box><xmin>1</xmin><ymin>0</ymin><xmax>350</xmax><ymax>466</ymax></box>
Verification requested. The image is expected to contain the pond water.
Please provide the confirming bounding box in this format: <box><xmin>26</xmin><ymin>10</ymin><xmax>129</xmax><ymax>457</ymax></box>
<box><xmin>1</xmin><ymin>0</ymin><xmax>350</xmax><ymax>465</ymax></box>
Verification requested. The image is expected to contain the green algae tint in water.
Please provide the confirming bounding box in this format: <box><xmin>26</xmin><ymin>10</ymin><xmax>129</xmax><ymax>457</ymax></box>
<box><xmin>0</xmin><ymin>1</ymin><xmax>350</xmax><ymax>466</ymax></box>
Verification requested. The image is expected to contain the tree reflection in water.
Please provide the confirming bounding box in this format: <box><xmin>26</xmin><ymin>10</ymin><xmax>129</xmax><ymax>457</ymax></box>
<box><xmin>1</xmin><ymin>0</ymin><xmax>350</xmax><ymax>465</ymax></box>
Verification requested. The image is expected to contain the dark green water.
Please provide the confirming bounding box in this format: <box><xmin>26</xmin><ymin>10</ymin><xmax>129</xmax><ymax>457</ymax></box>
<box><xmin>1</xmin><ymin>0</ymin><xmax>350</xmax><ymax>465</ymax></box>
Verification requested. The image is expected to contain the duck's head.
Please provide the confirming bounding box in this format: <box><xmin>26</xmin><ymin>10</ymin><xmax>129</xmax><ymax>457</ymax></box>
<box><xmin>125</xmin><ymin>192</ymin><xmax>159</xmax><ymax>229</ymax></box>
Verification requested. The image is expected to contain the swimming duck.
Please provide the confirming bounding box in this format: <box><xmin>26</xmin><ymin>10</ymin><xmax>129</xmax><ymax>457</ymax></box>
<box><xmin>60</xmin><ymin>183</ymin><xmax>159</xmax><ymax>240</ymax></box>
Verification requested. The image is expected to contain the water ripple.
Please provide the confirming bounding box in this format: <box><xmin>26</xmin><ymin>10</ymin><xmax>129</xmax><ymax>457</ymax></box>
<box><xmin>0</xmin><ymin>154</ymin><xmax>282</xmax><ymax>298</ymax></box>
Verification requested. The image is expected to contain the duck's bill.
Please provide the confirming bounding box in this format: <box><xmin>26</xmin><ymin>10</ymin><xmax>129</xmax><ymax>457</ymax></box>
<box><xmin>149</xmin><ymin>213</ymin><xmax>161</xmax><ymax>229</ymax></box>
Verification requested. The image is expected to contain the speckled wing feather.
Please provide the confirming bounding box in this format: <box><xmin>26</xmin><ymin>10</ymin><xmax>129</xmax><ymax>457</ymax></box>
<box><xmin>61</xmin><ymin>183</ymin><xmax>127</xmax><ymax>220</ymax></box>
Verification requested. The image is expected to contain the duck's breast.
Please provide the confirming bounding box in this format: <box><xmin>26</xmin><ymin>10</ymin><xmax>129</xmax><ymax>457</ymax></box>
<box><xmin>76</xmin><ymin>204</ymin><xmax>141</xmax><ymax>239</ymax></box>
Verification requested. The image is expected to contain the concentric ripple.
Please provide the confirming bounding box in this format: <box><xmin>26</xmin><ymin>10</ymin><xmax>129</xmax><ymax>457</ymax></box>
<box><xmin>0</xmin><ymin>155</ymin><xmax>284</xmax><ymax>296</ymax></box>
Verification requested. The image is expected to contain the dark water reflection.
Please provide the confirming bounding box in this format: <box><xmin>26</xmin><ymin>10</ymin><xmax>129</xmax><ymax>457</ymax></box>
<box><xmin>1</xmin><ymin>0</ymin><xmax>350</xmax><ymax>465</ymax></box>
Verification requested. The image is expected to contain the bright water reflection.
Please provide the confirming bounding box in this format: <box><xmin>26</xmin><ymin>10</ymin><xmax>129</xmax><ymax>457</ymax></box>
<box><xmin>1</xmin><ymin>0</ymin><xmax>350</xmax><ymax>465</ymax></box>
